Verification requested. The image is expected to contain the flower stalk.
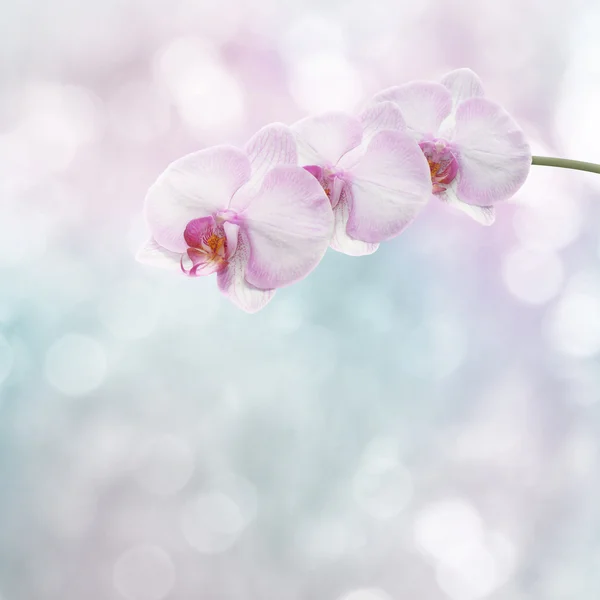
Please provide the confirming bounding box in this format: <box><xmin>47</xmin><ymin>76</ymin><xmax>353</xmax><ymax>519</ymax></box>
<box><xmin>532</xmin><ymin>156</ymin><xmax>600</xmax><ymax>175</ymax></box>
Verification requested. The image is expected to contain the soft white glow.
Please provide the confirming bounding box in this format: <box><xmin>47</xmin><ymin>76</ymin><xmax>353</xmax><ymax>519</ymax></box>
<box><xmin>339</xmin><ymin>589</ymin><xmax>392</xmax><ymax>600</ymax></box>
<box><xmin>296</xmin><ymin>518</ymin><xmax>353</xmax><ymax>563</ymax></box>
<box><xmin>209</xmin><ymin>473</ymin><xmax>258</xmax><ymax>526</ymax></box>
<box><xmin>353</xmin><ymin>438</ymin><xmax>412</xmax><ymax>519</ymax></box>
<box><xmin>44</xmin><ymin>334</ymin><xmax>107</xmax><ymax>396</ymax></box>
<box><xmin>269</xmin><ymin>297</ymin><xmax>305</xmax><ymax>334</ymax></box>
<box><xmin>289</xmin><ymin>54</ymin><xmax>363</xmax><ymax>113</ymax></box>
<box><xmin>401</xmin><ymin>315</ymin><xmax>468</xmax><ymax>379</ymax></box>
<box><xmin>560</xmin><ymin>362</ymin><xmax>600</xmax><ymax>406</ymax></box>
<box><xmin>108</xmin><ymin>80</ymin><xmax>170</xmax><ymax>142</ymax></box>
<box><xmin>133</xmin><ymin>435</ymin><xmax>195</xmax><ymax>496</ymax></box>
<box><xmin>545</xmin><ymin>276</ymin><xmax>600</xmax><ymax>357</ymax></box>
<box><xmin>435</xmin><ymin>545</ymin><xmax>499</xmax><ymax>600</ymax></box>
<box><xmin>113</xmin><ymin>545</ymin><xmax>175</xmax><ymax>600</ymax></box>
<box><xmin>414</xmin><ymin>498</ymin><xmax>484</xmax><ymax>563</ymax></box>
<box><xmin>180</xmin><ymin>492</ymin><xmax>245</xmax><ymax>554</ymax></box>
<box><xmin>98</xmin><ymin>279</ymin><xmax>162</xmax><ymax>340</ymax></box>
<box><xmin>512</xmin><ymin>176</ymin><xmax>582</xmax><ymax>252</ymax></box>
<box><xmin>280</xmin><ymin>14</ymin><xmax>346</xmax><ymax>63</ymax></box>
<box><xmin>0</xmin><ymin>208</ymin><xmax>48</xmax><ymax>268</ymax></box>
<box><xmin>154</xmin><ymin>37</ymin><xmax>245</xmax><ymax>135</ymax></box>
<box><xmin>0</xmin><ymin>333</ymin><xmax>14</xmax><ymax>387</ymax></box>
<box><xmin>502</xmin><ymin>246</ymin><xmax>564</xmax><ymax>304</ymax></box>
<box><xmin>556</xmin><ymin>7</ymin><xmax>600</xmax><ymax>168</ymax></box>
<box><xmin>16</xmin><ymin>82</ymin><xmax>102</xmax><ymax>174</ymax></box>
<box><xmin>37</xmin><ymin>478</ymin><xmax>97</xmax><ymax>540</ymax></box>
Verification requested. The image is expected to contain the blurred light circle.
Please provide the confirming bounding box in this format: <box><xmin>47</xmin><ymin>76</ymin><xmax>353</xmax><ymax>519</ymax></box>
<box><xmin>486</xmin><ymin>531</ymin><xmax>517</xmax><ymax>583</ymax></box>
<box><xmin>560</xmin><ymin>362</ymin><xmax>600</xmax><ymax>406</ymax></box>
<box><xmin>209</xmin><ymin>473</ymin><xmax>258</xmax><ymax>526</ymax></box>
<box><xmin>296</xmin><ymin>518</ymin><xmax>354</xmax><ymax>563</ymax></box>
<box><xmin>402</xmin><ymin>315</ymin><xmax>467</xmax><ymax>379</ymax></box>
<box><xmin>414</xmin><ymin>498</ymin><xmax>484</xmax><ymax>563</ymax></box>
<box><xmin>75</xmin><ymin>419</ymin><xmax>135</xmax><ymax>481</ymax></box>
<box><xmin>545</xmin><ymin>288</ymin><xmax>600</xmax><ymax>357</ymax></box>
<box><xmin>181</xmin><ymin>491</ymin><xmax>245</xmax><ymax>553</ymax></box>
<box><xmin>563</xmin><ymin>432</ymin><xmax>597</xmax><ymax>478</ymax></box>
<box><xmin>44</xmin><ymin>333</ymin><xmax>107</xmax><ymax>396</ymax></box>
<box><xmin>435</xmin><ymin>545</ymin><xmax>500</xmax><ymax>600</ymax></box>
<box><xmin>173</xmin><ymin>1</ymin><xmax>241</xmax><ymax>42</ymax></box>
<box><xmin>300</xmin><ymin>325</ymin><xmax>339</xmax><ymax>384</ymax></box>
<box><xmin>108</xmin><ymin>80</ymin><xmax>170</xmax><ymax>142</ymax></box>
<box><xmin>113</xmin><ymin>545</ymin><xmax>175</xmax><ymax>600</ymax></box>
<box><xmin>289</xmin><ymin>54</ymin><xmax>363</xmax><ymax>113</ymax></box>
<box><xmin>176</xmin><ymin>65</ymin><xmax>244</xmax><ymax>134</ymax></box>
<box><xmin>502</xmin><ymin>246</ymin><xmax>564</xmax><ymax>304</ymax></box>
<box><xmin>339</xmin><ymin>589</ymin><xmax>392</xmax><ymax>600</ymax></box>
<box><xmin>362</xmin><ymin>435</ymin><xmax>402</xmax><ymax>464</ymax></box>
<box><xmin>133</xmin><ymin>435</ymin><xmax>195</xmax><ymax>496</ymax></box>
<box><xmin>35</xmin><ymin>253</ymin><xmax>97</xmax><ymax>317</ymax></box>
<box><xmin>18</xmin><ymin>82</ymin><xmax>102</xmax><ymax>174</ymax></box>
<box><xmin>0</xmin><ymin>208</ymin><xmax>48</xmax><ymax>267</ymax></box>
<box><xmin>556</xmin><ymin>9</ymin><xmax>600</xmax><ymax>167</ymax></box>
<box><xmin>0</xmin><ymin>333</ymin><xmax>14</xmax><ymax>386</ymax></box>
<box><xmin>154</xmin><ymin>37</ymin><xmax>244</xmax><ymax>135</ymax></box>
<box><xmin>37</xmin><ymin>478</ymin><xmax>97</xmax><ymax>539</ymax></box>
<box><xmin>351</xmin><ymin>288</ymin><xmax>395</xmax><ymax>334</ymax></box>
<box><xmin>512</xmin><ymin>176</ymin><xmax>581</xmax><ymax>251</ymax></box>
<box><xmin>280</xmin><ymin>15</ymin><xmax>346</xmax><ymax>62</ymax></box>
<box><xmin>353</xmin><ymin>449</ymin><xmax>412</xmax><ymax>519</ymax></box>
<box><xmin>269</xmin><ymin>298</ymin><xmax>305</xmax><ymax>334</ymax></box>
<box><xmin>154</xmin><ymin>37</ymin><xmax>216</xmax><ymax>89</ymax></box>
<box><xmin>99</xmin><ymin>279</ymin><xmax>161</xmax><ymax>340</ymax></box>
<box><xmin>127</xmin><ymin>212</ymin><xmax>151</xmax><ymax>257</ymax></box>
<box><xmin>0</xmin><ymin>300</ymin><xmax>14</xmax><ymax>324</ymax></box>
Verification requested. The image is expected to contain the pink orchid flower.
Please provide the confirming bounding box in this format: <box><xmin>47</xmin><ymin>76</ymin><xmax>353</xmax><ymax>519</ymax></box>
<box><xmin>292</xmin><ymin>102</ymin><xmax>432</xmax><ymax>256</ymax></box>
<box><xmin>373</xmin><ymin>68</ymin><xmax>531</xmax><ymax>226</ymax></box>
<box><xmin>136</xmin><ymin>124</ymin><xmax>334</xmax><ymax>313</ymax></box>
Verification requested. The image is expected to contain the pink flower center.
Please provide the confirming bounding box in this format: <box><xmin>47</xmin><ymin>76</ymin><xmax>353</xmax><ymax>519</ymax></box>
<box><xmin>304</xmin><ymin>165</ymin><xmax>345</xmax><ymax>206</ymax></box>
<box><xmin>419</xmin><ymin>139</ymin><xmax>458</xmax><ymax>194</ymax></box>
<box><xmin>181</xmin><ymin>216</ymin><xmax>232</xmax><ymax>277</ymax></box>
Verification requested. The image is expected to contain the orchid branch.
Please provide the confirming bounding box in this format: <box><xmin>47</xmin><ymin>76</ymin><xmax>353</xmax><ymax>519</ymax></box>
<box><xmin>532</xmin><ymin>156</ymin><xmax>600</xmax><ymax>175</ymax></box>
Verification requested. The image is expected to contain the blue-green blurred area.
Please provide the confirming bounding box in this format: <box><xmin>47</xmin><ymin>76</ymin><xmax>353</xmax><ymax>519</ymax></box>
<box><xmin>2</xmin><ymin>0</ymin><xmax>600</xmax><ymax>598</ymax></box>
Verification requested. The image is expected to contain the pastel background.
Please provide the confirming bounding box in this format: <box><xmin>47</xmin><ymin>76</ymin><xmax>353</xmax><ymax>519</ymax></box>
<box><xmin>2</xmin><ymin>0</ymin><xmax>600</xmax><ymax>598</ymax></box>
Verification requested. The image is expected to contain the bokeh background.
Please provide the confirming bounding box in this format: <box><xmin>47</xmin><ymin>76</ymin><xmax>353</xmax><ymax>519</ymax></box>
<box><xmin>2</xmin><ymin>0</ymin><xmax>600</xmax><ymax>598</ymax></box>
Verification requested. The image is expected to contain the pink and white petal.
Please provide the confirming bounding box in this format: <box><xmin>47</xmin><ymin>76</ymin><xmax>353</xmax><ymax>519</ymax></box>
<box><xmin>145</xmin><ymin>146</ymin><xmax>251</xmax><ymax>252</ymax></box>
<box><xmin>441</xmin><ymin>184</ymin><xmax>496</xmax><ymax>226</ymax></box>
<box><xmin>136</xmin><ymin>238</ymin><xmax>182</xmax><ymax>271</ymax></box>
<box><xmin>329</xmin><ymin>176</ymin><xmax>345</xmax><ymax>209</ymax></box>
<box><xmin>303</xmin><ymin>165</ymin><xmax>324</xmax><ymax>180</ymax></box>
<box><xmin>337</xmin><ymin>102</ymin><xmax>407</xmax><ymax>172</ymax></box>
<box><xmin>330</xmin><ymin>193</ymin><xmax>379</xmax><ymax>256</ymax></box>
<box><xmin>335</xmin><ymin>144</ymin><xmax>365</xmax><ymax>172</ymax></box>
<box><xmin>373</xmin><ymin>82</ymin><xmax>452</xmax><ymax>140</ymax></box>
<box><xmin>241</xmin><ymin>166</ymin><xmax>333</xmax><ymax>289</ymax></box>
<box><xmin>223</xmin><ymin>221</ymin><xmax>239</xmax><ymax>259</ymax></box>
<box><xmin>244</xmin><ymin>122</ymin><xmax>298</xmax><ymax>185</ymax></box>
<box><xmin>358</xmin><ymin>101</ymin><xmax>406</xmax><ymax>144</ymax></box>
<box><xmin>291</xmin><ymin>112</ymin><xmax>363</xmax><ymax>167</ymax></box>
<box><xmin>217</xmin><ymin>230</ymin><xmax>276</xmax><ymax>313</ymax></box>
<box><xmin>441</xmin><ymin>68</ymin><xmax>485</xmax><ymax>109</ymax></box>
<box><xmin>453</xmin><ymin>97</ymin><xmax>531</xmax><ymax>206</ymax></box>
<box><xmin>346</xmin><ymin>130</ymin><xmax>431</xmax><ymax>243</ymax></box>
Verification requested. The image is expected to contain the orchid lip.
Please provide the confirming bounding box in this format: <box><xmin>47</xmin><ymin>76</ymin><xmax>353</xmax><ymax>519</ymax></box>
<box><xmin>419</xmin><ymin>138</ymin><xmax>459</xmax><ymax>194</ymax></box>
<box><xmin>181</xmin><ymin>215</ymin><xmax>232</xmax><ymax>277</ymax></box>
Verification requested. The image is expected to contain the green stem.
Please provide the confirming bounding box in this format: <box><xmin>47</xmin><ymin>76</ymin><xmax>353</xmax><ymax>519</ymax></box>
<box><xmin>532</xmin><ymin>155</ymin><xmax>600</xmax><ymax>175</ymax></box>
